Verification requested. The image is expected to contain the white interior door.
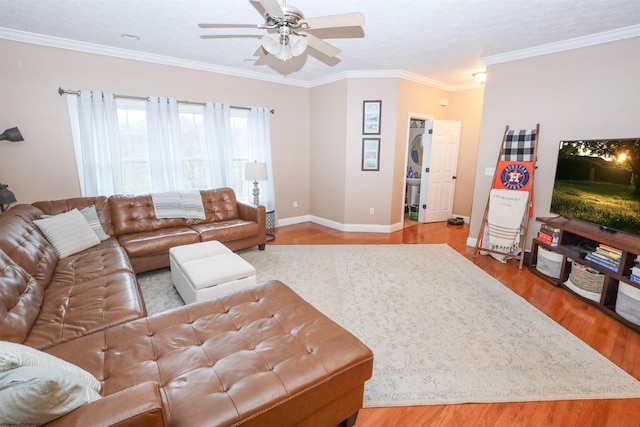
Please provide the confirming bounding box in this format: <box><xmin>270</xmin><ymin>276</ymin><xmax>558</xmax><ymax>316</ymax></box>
<box><xmin>418</xmin><ymin>120</ymin><xmax>461</xmax><ymax>223</ymax></box>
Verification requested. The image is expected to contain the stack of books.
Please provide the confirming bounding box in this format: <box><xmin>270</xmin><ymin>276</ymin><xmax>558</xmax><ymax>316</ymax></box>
<box><xmin>631</xmin><ymin>255</ymin><xmax>640</xmax><ymax>285</ymax></box>
<box><xmin>537</xmin><ymin>224</ymin><xmax>560</xmax><ymax>246</ymax></box>
<box><xmin>585</xmin><ymin>244</ymin><xmax>622</xmax><ymax>272</ymax></box>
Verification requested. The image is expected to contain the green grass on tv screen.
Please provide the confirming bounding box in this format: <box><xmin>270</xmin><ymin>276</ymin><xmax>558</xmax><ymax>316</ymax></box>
<box><xmin>550</xmin><ymin>180</ymin><xmax>640</xmax><ymax>235</ymax></box>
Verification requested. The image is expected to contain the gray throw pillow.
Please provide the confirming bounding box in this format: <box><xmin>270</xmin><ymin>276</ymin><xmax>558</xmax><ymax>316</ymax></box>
<box><xmin>80</xmin><ymin>205</ymin><xmax>111</xmax><ymax>241</ymax></box>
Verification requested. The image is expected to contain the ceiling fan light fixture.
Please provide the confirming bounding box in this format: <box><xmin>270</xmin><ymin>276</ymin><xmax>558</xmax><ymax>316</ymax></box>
<box><xmin>289</xmin><ymin>34</ymin><xmax>308</xmax><ymax>57</ymax></box>
<box><xmin>261</xmin><ymin>33</ymin><xmax>281</xmax><ymax>55</ymax></box>
<box><xmin>275</xmin><ymin>42</ymin><xmax>292</xmax><ymax>61</ymax></box>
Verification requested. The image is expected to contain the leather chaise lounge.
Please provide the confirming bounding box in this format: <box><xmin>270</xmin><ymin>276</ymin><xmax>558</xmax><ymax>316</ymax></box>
<box><xmin>0</xmin><ymin>188</ymin><xmax>374</xmax><ymax>426</ymax></box>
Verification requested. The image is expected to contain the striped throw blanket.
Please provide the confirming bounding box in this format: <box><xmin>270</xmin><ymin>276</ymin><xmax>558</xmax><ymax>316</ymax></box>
<box><xmin>151</xmin><ymin>191</ymin><xmax>206</xmax><ymax>219</ymax></box>
<box><xmin>487</xmin><ymin>189</ymin><xmax>529</xmax><ymax>251</ymax></box>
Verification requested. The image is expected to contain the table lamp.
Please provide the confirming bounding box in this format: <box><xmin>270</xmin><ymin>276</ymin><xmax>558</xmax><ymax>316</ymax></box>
<box><xmin>244</xmin><ymin>161</ymin><xmax>268</xmax><ymax>206</ymax></box>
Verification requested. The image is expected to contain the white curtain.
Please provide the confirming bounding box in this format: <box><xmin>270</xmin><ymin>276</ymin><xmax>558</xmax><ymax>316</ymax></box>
<box><xmin>248</xmin><ymin>107</ymin><xmax>276</xmax><ymax>211</ymax></box>
<box><xmin>146</xmin><ymin>96</ymin><xmax>183</xmax><ymax>192</ymax></box>
<box><xmin>69</xmin><ymin>90</ymin><xmax>122</xmax><ymax>196</ymax></box>
<box><xmin>203</xmin><ymin>102</ymin><xmax>234</xmax><ymax>188</ymax></box>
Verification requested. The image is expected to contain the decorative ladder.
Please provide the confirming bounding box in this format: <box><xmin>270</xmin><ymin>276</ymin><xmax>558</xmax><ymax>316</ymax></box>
<box><xmin>474</xmin><ymin>124</ymin><xmax>540</xmax><ymax>269</ymax></box>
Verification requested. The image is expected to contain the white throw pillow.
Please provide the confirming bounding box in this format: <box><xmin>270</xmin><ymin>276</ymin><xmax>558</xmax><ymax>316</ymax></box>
<box><xmin>0</xmin><ymin>366</ymin><xmax>101</xmax><ymax>425</ymax></box>
<box><xmin>0</xmin><ymin>341</ymin><xmax>101</xmax><ymax>392</ymax></box>
<box><xmin>80</xmin><ymin>205</ymin><xmax>111</xmax><ymax>241</ymax></box>
<box><xmin>33</xmin><ymin>208</ymin><xmax>100</xmax><ymax>257</ymax></box>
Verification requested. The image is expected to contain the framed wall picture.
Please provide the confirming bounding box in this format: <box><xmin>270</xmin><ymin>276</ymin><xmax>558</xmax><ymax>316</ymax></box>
<box><xmin>362</xmin><ymin>100</ymin><xmax>382</xmax><ymax>135</ymax></box>
<box><xmin>361</xmin><ymin>138</ymin><xmax>380</xmax><ymax>171</ymax></box>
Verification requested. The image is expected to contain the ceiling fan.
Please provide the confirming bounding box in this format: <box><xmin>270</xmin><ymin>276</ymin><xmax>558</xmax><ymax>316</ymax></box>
<box><xmin>199</xmin><ymin>0</ymin><xmax>365</xmax><ymax>61</ymax></box>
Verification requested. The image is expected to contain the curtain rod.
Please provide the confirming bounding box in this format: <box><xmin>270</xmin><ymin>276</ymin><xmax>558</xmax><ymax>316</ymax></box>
<box><xmin>58</xmin><ymin>87</ymin><xmax>274</xmax><ymax>114</ymax></box>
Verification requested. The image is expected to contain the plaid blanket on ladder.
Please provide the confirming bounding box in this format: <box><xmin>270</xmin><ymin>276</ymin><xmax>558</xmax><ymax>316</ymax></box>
<box><xmin>501</xmin><ymin>129</ymin><xmax>536</xmax><ymax>162</ymax></box>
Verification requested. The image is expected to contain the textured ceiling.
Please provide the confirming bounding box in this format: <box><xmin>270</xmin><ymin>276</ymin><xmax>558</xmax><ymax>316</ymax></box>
<box><xmin>1</xmin><ymin>0</ymin><xmax>639</xmax><ymax>87</ymax></box>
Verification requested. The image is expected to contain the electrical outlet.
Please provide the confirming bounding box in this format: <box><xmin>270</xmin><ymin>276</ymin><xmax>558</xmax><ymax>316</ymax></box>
<box><xmin>293</xmin><ymin>201</ymin><xmax>298</xmax><ymax>208</ymax></box>
<box><xmin>369</xmin><ymin>207</ymin><xmax>375</xmax><ymax>215</ymax></box>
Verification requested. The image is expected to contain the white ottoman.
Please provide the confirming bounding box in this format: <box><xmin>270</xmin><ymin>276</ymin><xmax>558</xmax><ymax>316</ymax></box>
<box><xmin>169</xmin><ymin>241</ymin><xmax>257</xmax><ymax>304</ymax></box>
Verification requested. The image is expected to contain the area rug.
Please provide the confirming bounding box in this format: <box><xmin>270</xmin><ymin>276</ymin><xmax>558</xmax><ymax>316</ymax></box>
<box><xmin>137</xmin><ymin>244</ymin><xmax>640</xmax><ymax>407</ymax></box>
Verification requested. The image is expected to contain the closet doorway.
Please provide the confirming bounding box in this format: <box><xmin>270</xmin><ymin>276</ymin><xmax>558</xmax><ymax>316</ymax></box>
<box><xmin>403</xmin><ymin>114</ymin><xmax>461</xmax><ymax>226</ymax></box>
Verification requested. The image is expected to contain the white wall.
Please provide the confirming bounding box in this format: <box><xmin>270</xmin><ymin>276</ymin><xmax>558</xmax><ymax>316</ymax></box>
<box><xmin>469</xmin><ymin>37</ymin><xmax>640</xmax><ymax>246</ymax></box>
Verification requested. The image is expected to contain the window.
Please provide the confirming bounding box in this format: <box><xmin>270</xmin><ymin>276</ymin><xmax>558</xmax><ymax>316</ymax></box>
<box><xmin>117</xmin><ymin>100</ymin><xmax>151</xmax><ymax>194</ymax></box>
<box><xmin>105</xmin><ymin>99</ymin><xmax>250</xmax><ymax>198</ymax></box>
<box><xmin>230</xmin><ymin>108</ymin><xmax>251</xmax><ymax>203</ymax></box>
<box><xmin>68</xmin><ymin>90</ymin><xmax>274</xmax><ymax>209</ymax></box>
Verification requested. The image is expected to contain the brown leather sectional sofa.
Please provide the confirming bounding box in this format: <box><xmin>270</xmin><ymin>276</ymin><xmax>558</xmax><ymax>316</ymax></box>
<box><xmin>0</xmin><ymin>188</ymin><xmax>374</xmax><ymax>426</ymax></box>
<box><xmin>33</xmin><ymin>188</ymin><xmax>268</xmax><ymax>273</ymax></box>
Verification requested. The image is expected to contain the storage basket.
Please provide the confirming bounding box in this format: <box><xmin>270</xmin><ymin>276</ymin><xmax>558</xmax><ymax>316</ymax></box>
<box><xmin>569</xmin><ymin>261</ymin><xmax>604</xmax><ymax>293</ymax></box>
<box><xmin>536</xmin><ymin>246</ymin><xmax>563</xmax><ymax>279</ymax></box>
<box><xmin>409</xmin><ymin>205</ymin><xmax>418</xmax><ymax>220</ymax></box>
<box><xmin>616</xmin><ymin>282</ymin><xmax>640</xmax><ymax>326</ymax></box>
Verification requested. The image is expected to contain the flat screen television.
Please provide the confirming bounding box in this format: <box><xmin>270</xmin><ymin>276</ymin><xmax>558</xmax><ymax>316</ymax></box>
<box><xmin>550</xmin><ymin>138</ymin><xmax>640</xmax><ymax>238</ymax></box>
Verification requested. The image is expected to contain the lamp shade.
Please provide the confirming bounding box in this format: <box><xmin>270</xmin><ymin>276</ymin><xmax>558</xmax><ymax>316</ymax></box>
<box><xmin>289</xmin><ymin>34</ymin><xmax>308</xmax><ymax>57</ymax></box>
<box><xmin>244</xmin><ymin>162</ymin><xmax>268</xmax><ymax>181</ymax></box>
<box><xmin>0</xmin><ymin>127</ymin><xmax>24</xmax><ymax>142</ymax></box>
<box><xmin>275</xmin><ymin>43</ymin><xmax>292</xmax><ymax>61</ymax></box>
<box><xmin>261</xmin><ymin>33</ymin><xmax>281</xmax><ymax>55</ymax></box>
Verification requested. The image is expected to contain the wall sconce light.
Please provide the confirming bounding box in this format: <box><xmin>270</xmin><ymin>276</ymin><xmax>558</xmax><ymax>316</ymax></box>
<box><xmin>244</xmin><ymin>161</ymin><xmax>268</xmax><ymax>206</ymax></box>
<box><xmin>440</xmin><ymin>98</ymin><xmax>448</xmax><ymax>107</ymax></box>
<box><xmin>0</xmin><ymin>183</ymin><xmax>17</xmax><ymax>212</ymax></box>
<box><xmin>0</xmin><ymin>127</ymin><xmax>24</xmax><ymax>142</ymax></box>
<box><xmin>472</xmin><ymin>71</ymin><xmax>487</xmax><ymax>85</ymax></box>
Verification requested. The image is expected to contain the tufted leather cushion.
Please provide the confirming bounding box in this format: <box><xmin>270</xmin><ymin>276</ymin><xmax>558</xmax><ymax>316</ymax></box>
<box><xmin>116</xmin><ymin>227</ymin><xmax>200</xmax><ymax>258</ymax></box>
<box><xmin>0</xmin><ymin>205</ymin><xmax>58</xmax><ymax>287</ymax></box>
<box><xmin>189</xmin><ymin>219</ymin><xmax>260</xmax><ymax>242</ymax></box>
<box><xmin>109</xmin><ymin>194</ymin><xmax>187</xmax><ymax>235</ymax></box>
<box><xmin>33</xmin><ymin>197</ymin><xmax>114</xmax><ymax>236</ymax></box>
<box><xmin>23</xmin><ymin>244</ymin><xmax>145</xmax><ymax>350</ymax></box>
<box><xmin>186</xmin><ymin>188</ymin><xmax>240</xmax><ymax>225</ymax></box>
<box><xmin>0</xmin><ymin>250</ymin><xmax>44</xmax><ymax>343</ymax></box>
<box><xmin>46</xmin><ymin>280</ymin><xmax>374</xmax><ymax>427</ymax></box>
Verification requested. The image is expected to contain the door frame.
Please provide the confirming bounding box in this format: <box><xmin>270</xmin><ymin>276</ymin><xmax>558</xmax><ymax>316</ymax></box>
<box><xmin>421</xmin><ymin>119</ymin><xmax>461</xmax><ymax>223</ymax></box>
<box><xmin>401</xmin><ymin>112</ymin><xmax>434</xmax><ymax>227</ymax></box>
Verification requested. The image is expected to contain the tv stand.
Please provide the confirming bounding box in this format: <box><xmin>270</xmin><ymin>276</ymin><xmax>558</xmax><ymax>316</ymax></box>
<box><xmin>599</xmin><ymin>225</ymin><xmax>617</xmax><ymax>234</ymax></box>
<box><xmin>530</xmin><ymin>216</ymin><xmax>640</xmax><ymax>333</ymax></box>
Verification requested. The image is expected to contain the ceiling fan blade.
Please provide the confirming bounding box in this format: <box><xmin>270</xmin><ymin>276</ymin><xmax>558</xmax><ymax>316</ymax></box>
<box><xmin>258</xmin><ymin>0</ymin><xmax>284</xmax><ymax>18</ymax></box>
<box><xmin>300</xmin><ymin>12</ymin><xmax>365</xmax><ymax>30</ymax></box>
<box><xmin>301</xmin><ymin>32</ymin><xmax>341</xmax><ymax>57</ymax></box>
<box><xmin>199</xmin><ymin>23</ymin><xmax>259</xmax><ymax>29</ymax></box>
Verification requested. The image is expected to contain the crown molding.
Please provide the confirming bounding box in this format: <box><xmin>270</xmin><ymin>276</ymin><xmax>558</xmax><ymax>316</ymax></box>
<box><xmin>397</xmin><ymin>71</ymin><xmax>451</xmax><ymax>91</ymax></box>
<box><xmin>310</xmin><ymin>70</ymin><xmax>404</xmax><ymax>87</ymax></box>
<box><xmin>2</xmin><ymin>28</ymin><xmax>455</xmax><ymax>91</ymax></box>
<box><xmin>309</xmin><ymin>69</ymin><xmax>452</xmax><ymax>90</ymax></box>
<box><xmin>5</xmin><ymin>24</ymin><xmax>633</xmax><ymax>93</ymax></box>
<box><xmin>0</xmin><ymin>27</ymin><xmax>311</xmax><ymax>88</ymax></box>
<box><xmin>482</xmin><ymin>24</ymin><xmax>640</xmax><ymax>65</ymax></box>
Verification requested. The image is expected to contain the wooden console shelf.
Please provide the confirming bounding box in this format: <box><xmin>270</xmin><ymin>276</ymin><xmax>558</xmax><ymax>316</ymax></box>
<box><xmin>529</xmin><ymin>216</ymin><xmax>640</xmax><ymax>333</ymax></box>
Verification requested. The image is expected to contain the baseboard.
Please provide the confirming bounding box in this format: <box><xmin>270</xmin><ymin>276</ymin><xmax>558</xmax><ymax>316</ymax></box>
<box><xmin>276</xmin><ymin>214</ymin><xmax>400</xmax><ymax>234</ymax></box>
<box><xmin>311</xmin><ymin>215</ymin><xmax>396</xmax><ymax>233</ymax></box>
<box><xmin>276</xmin><ymin>215</ymin><xmax>311</xmax><ymax>227</ymax></box>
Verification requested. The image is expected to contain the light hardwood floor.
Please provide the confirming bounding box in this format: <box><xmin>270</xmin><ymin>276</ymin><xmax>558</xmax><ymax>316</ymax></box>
<box><xmin>269</xmin><ymin>221</ymin><xmax>640</xmax><ymax>427</ymax></box>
